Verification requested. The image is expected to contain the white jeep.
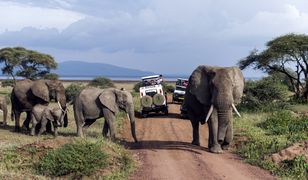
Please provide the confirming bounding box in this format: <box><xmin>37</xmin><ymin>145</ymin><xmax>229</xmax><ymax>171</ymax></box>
<box><xmin>139</xmin><ymin>75</ymin><xmax>168</xmax><ymax>117</ymax></box>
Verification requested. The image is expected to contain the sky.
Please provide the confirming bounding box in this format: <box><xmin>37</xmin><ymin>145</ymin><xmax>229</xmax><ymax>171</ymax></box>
<box><xmin>1</xmin><ymin>0</ymin><xmax>308</xmax><ymax>77</ymax></box>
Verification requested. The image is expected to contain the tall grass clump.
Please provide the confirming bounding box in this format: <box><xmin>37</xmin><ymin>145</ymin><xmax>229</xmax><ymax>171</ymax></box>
<box><xmin>89</xmin><ymin>77</ymin><xmax>115</xmax><ymax>89</ymax></box>
<box><xmin>65</xmin><ymin>83</ymin><xmax>85</xmax><ymax>102</ymax></box>
<box><xmin>36</xmin><ymin>140</ymin><xmax>108</xmax><ymax>177</ymax></box>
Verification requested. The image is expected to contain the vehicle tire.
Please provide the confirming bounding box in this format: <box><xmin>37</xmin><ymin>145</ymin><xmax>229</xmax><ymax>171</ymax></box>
<box><xmin>141</xmin><ymin>110</ymin><xmax>148</xmax><ymax>118</ymax></box>
<box><xmin>141</xmin><ymin>95</ymin><xmax>152</xmax><ymax>108</ymax></box>
<box><xmin>153</xmin><ymin>94</ymin><xmax>165</xmax><ymax>106</ymax></box>
<box><xmin>164</xmin><ymin>108</ymin><xmax>169</xmax><ymax>115</ymax></box>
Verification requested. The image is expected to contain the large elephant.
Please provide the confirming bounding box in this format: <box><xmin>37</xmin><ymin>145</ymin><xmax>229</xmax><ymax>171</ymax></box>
<box><xmin>74</xmin><ymin>87</ymin><xmax>138</xmax><ymax>142</ymax></box>
<box><xmin>11</xmin><ymin>79</ymin><xmax>68</xmax><ymax>131</ymax></box>
<box><xmin>0</xmin><ymin>96</ymin><xmax>8</xmax><ymax>126</ymax></box>
<box><xmin>183</xmin><ymin>65</ymin><xmax>244</xmax><ymax>153</ymax></box>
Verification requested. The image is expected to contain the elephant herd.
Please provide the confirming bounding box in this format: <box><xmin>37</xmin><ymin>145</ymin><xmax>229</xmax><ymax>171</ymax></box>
<box><xmin>0</xmin><ymin>65</ymin><xmax>244</xmax><ymax>154</ymax></box>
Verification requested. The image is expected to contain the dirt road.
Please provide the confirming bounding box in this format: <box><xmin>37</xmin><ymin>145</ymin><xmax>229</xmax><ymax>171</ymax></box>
<box><xmin>122</xmin><ymin>104</ymin><xmax>275</xmax><ymax>180</ymax></box>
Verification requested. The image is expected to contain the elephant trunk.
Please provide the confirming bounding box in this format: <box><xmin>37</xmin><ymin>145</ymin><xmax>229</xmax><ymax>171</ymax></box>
<box><xmin>215</xmin><ymin>96</ymin><xmax>232</xmax><ymax>143</ymax></box>
<box><xmin>217</xmin><ymin>108</ymin><xmax>232</xmax><ymax>142</ymax></box>
<box><xmin>57</xmin><ymin>92</ymin><xmax>68</xmax><ymax>127</ymax></box>
<box><xmin>127</xmin><ymin>109</ymin><xmax>138</xmax><ymax>142</ymax></box>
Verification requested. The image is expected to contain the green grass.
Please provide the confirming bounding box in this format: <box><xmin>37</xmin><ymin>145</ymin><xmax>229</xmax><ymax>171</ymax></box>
<box><xmin>233</xmin><ymin>111</ymin><xmax>308</xmax><ymax>179</ymax></box>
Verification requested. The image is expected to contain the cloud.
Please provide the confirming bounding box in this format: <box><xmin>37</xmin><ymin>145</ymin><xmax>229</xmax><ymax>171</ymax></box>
<box><xmin>0</xmin><ymin>1</ymin><xmax>86</xmax><ymax>32</ymax></box>
<box><xmin>1</xmin><ymin>0</ymin><xmax>308</xmax><ymax>76</ymax></box>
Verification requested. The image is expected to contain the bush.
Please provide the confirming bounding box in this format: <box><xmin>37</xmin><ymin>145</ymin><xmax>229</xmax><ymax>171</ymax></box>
<box><xmin>88</xmin><ymin>77</ymin><xmax>115</xmax><ymax>89</ymax></box>
<box><xmin>42</xmin><ymin>73</ymin><xmax>59</xmax><ymax>80</ymax></box>
<box><xmin>278</xmin><ymin>155</ymin><xmax>308</xmax><ymax>179</ymax></box>
<box><xmin>1</xmin><ymin>79</ymin><xmax>14</xmax><ymax>87</ymax></box>
<box><xmin>65</xmin><ymin>83</ymin><xmax>85</xmax><ymax>102</ymax></box>
<box><xmin>133</xmin><ymin>82</ymin><xmax>143</xmax><ymax>92</ymax></box>
<box><xmin>36</xmin><ymin>141</ymin><xmax>108</xmax><ymax>177</ymax></box>
<box><xmin>161</xmin><ymin>82</ymin><xmax>175</xmax><ymax>93</ymax></box>
<box><xmin>239</xmin><ymin>77</ymin><xmax>289</xmax><ymax>111</ymax></box>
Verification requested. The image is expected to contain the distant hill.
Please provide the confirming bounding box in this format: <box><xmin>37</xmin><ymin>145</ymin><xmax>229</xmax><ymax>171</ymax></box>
<box><xmin>52</xmin><ymin>61</ymin><xmax>155</xmax><ymax>77</ymax></box>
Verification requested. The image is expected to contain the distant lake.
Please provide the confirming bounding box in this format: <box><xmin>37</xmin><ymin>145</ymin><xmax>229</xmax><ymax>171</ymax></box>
<box><xmin>0</xmin><ymin>75</ymin><xmax>262</xmax><ymax>82</ymax></box>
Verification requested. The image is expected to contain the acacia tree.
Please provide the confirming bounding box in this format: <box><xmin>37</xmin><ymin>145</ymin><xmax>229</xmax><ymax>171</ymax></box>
<box><xmin>0</xmin><ymin>47</ymin><xmax>57</xmax><ymax>81</ymax></box>
<box><xmin>238</xmin><ymin>34</ymin><xmax>308</xmax><ymax>101</ymax></box>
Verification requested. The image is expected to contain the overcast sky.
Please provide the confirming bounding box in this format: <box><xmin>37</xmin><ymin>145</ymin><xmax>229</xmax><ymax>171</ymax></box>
<box><xmin>1</xmin><ymin>0</ymin><xmax>308</xmax><ymax>77</ymax></box>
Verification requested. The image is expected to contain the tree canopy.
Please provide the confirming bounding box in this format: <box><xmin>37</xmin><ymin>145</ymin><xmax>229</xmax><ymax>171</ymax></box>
<box><xmin>0</xmin><ymin>47</ymin><xmax>57</xmax><ymax>80</ymax></box>
<box><xmin>238</xmin><ymin>33</ymin><xmax>308</xmax><ymax>100</ymax></box>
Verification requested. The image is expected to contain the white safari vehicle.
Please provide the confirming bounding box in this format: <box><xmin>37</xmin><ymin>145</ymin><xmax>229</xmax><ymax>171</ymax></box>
<box><xmin>139</xmin><ymin>75</ymin><xmax>168</xmax><ymax>117</ymax></box>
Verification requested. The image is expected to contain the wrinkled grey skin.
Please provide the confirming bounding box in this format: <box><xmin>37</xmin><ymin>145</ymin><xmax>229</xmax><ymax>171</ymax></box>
<box><xmin>11</xmin><ymin>79</ymin><xmax>68</xmax><ymax>132</ymax></box>
<box><xmin>74</xmin><ymin>87</ymin><xmax>138</xmax><ymax>142</ymax></box>
<box><xmin>30</xmin><ymin>104</ymin><xmax>64</xmax><ymax>136</ymax></box>
<box><xmin>183</xmin><ymin>65</ymin><xmax>244</xmax><ymax>153</ymax></box>
<box><xmin>0</xmin><ymin>96</ymin><xmax>8</xmax><ymax>126</ymax></box>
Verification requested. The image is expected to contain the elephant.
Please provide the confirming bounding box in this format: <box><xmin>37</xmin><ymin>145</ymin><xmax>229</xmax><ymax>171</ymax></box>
<box><xmin>30</xmin><ymin>104</ymin><xmax>67</xmax><ymax>136</ymax></box>
<box><xmin>0</xmin><ymin>96</ymin><xmax>8</xmax><ymax>126</ymax></box>
<box><xmin>183</xmin><ymin>65</ymin><xmax>244</xmax><ymax>153</ymax></box>
<box><xmin>11</xmin><ymin>79</ymin><xmax>68</xmax><ymax>132</ymax></box>
<box><xmin>73</xmin><ymin>87</ymin><xmax>138</xmax><ymax>142</ymax></box>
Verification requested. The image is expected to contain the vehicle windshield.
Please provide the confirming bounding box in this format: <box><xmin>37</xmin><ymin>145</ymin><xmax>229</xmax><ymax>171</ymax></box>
<box><xmin>141</xmin><ymin>76</ymin><xmax>163</xmax><ymax>86</ymax></box>
<box><xmin>176</xmin><ymin>79</ymin><xmax>188</xmax><ymax>87</ymax></box>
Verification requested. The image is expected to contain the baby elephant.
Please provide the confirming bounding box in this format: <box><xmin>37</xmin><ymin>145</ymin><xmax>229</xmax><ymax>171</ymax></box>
<box><xmin>31</xmin><ymin>104</ymin><xmax>67</xmax><ymax>136</ymax></box>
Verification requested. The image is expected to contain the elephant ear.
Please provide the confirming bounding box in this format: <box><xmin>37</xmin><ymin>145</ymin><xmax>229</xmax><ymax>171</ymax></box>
<box><xmin>31</xmin><ymin>80</ymin><xmax>50</xmax><ymax>102</ymax></box>
<box><xmin>231</xmin><ymin>67</ymin><xmax>245</xmax><ymax>104</ymax></box>
<box><xmin>42</xmin><ymin>108</ymin><xmax>54</xmax><ymax>121</ymax></box>
<box><xmin>98</xmin><ymin>89</ymin><xmax>119</xmax><ymax>113</ymax></box>
<box><xmin>189</xmin><ymin>65</ymin><xmax>211</xmax><ymax>105</ymax></box>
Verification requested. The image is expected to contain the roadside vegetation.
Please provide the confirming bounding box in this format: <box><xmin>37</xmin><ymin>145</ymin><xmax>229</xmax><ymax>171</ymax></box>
<box><xmin>235</xmin><ymin>33</ymin><xmax>308</xmax><ymax>180</ymax></box>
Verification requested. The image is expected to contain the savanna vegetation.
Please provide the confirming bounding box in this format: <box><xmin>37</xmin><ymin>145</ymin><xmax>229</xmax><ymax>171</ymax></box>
<box><xmin>235</xmin><ymin>33</ymin><xmax>308</xmax><ymax>179</ymax></box>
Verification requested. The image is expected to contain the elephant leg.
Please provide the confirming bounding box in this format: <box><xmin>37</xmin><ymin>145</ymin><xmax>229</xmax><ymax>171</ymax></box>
<box><xmin>102</xmin><ymin>108</ymin><xmax>116</xmax><ymax>141</ymax></box>
<box><xmin>22</xmin><ymin>111</ymin><xmax>31</xmax><ymax>131</ymax></box>
<box><xmin>1</xmin><ymin>105</ymin><xmax>7</xmax><ymax>126</ymax></box>
<box><xmin>102</xmin><ymin>120</ymin><xmax>109</xmax><ymax>138</ymax></box>
<box><xmin>207</xmin><ymin>121</ymin><xmax>213</xmax><ymax>149</ymax></box>
<box><xmin>38</xmin><ymin>119</ymin><xmax>48</xmax><ymax>136</ymax></box>
<box><xmin>222</xmin><ymin>119</ymin><xmax>233</xmax><ymax>150</ymax></box>
<box><xmin>46</xmin><ymin>121</ymin><xmax>53</xmax><ymax>134</ymax></box>
<box><xmin>30</xmin><ymin>114</ymin><xmax>37</xmax><ymax>136</ymax></box>
<box><xmin>190</xmin><ymin>118</ymin><xmax>200</xmax><ymax>146</ymax></box>
<box><xmin>208</xmin><ymin>110</ymin><xmax>223</xmax><ymax>153</ymax></box>
<box><xmin>53</xmin><ymin>125</ymin><xmax>58</xmax><ymax>137</ymax></box>
<box><xmin>14</xmin><ymin>111</ymin><xmax>21</xmax><ymax>132</ymax></box>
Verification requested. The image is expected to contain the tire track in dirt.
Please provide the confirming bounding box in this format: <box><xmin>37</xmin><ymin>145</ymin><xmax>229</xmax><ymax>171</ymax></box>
<box><xmin>122</xmin><ymin>104</ymin><xmax>276</xmax><ymax>180</ymax></box>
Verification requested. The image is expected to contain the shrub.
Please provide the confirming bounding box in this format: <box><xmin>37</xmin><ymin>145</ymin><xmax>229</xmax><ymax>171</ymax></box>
<box><xmin>36</xmin><ymin>141</ymin><xmax>108</xmax><ymax>177</ymax></box>
<box><xmin>65</xmin><ymin>83</ymin><xmax>85</xmax><ymax>102</ymax></box>
<box><xmin>133</xmin><ymin>82</ymin><xmax>143</xmax><ymax>92</ymax></box>
<box><xmin>88</xmin><ymin>77</ymin><xmax>115</xmax><ymax>89</ymax></box>
<box><xmin>1</xmin><ymin>79</ymin><xmax>14</xmax><ymax>87</ymax></box>
<box><xmin>42</xmin><ymin>73</ymin><xmax>59</xmax><ymax>80</ymax></box>
<box><xmin>161</xmin><ymin>82</ymin><xmax>175</xmax><ymax>93</ymax></box>
<box><xmin>278</xmin><ymin>155</ymin><xmax>308</xmax><ymax>179</ymax></box>
<box><xmin>239</xmin><ymin>77</ymin><xmax>289</xmax><ymax>111</ymax></box>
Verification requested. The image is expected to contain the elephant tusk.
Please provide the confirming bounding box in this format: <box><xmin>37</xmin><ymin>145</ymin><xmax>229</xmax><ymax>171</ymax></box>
<box><xmin>57</xmin><ymin>101</ymin><xmax>66</xmax><ymax>113</ymax></box>
<box><xmin>205</xmin><ymin>105</ymin><xmax>214</xmax><ymax>123</ymax></box>
<box><xmin>126</xmin><ymin>113</ymin><xmax>131</xmax><ymax>122</ymax></box>
<box><xmin>232</xmin><ymin>104</ymin><xmax>241</xmax><ymax>117</ymax></box>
